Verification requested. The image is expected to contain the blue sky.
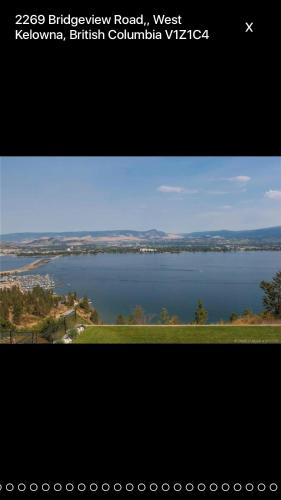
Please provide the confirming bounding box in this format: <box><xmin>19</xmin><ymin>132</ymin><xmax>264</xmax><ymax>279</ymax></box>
<box><xmin>1</xmin><ymin>157</ymin><xmax>280</xmax><ymax>233</ymax></box>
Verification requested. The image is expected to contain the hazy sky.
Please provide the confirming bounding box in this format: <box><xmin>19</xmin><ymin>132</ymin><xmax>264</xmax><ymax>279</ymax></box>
<box><xmin>1</xmin><ymin>157</ymin><xmax>280</xmax><ymax>233</ymax></box>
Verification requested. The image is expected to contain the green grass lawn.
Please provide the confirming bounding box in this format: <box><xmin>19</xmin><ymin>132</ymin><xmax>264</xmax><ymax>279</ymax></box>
<box><xmin>74</xmin><ymin>325</ymin><xmax>281</xmax><ymax>344</ymax></box>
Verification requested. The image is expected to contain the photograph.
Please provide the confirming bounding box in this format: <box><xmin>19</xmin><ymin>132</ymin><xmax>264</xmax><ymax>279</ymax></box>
<box><xmin>1</xmin><ymin>156</ymin><xmax>280</xmax><ymax>344</ymax></box>
<box><xmin>2</xmin><ymin>0</ymin><xmax>281</xmax><ymax>493</ymax></box>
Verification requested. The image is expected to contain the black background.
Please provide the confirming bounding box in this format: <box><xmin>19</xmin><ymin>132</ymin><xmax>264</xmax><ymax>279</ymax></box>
<box><xmin>1</xmin><ymin>0</ymin><xmax>280</xmax><ymax>497</ymax></box>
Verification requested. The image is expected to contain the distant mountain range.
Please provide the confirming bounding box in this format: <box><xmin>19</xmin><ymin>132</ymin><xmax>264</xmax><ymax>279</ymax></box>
<box><xmin>0</xmin><ymin>229</ymin><xmax>168</xmax><ymax>245</ymax></box>
<box><xmin>184</xmin><ymin>226</ymin><xmax>281</xmax><ymax>240</ymax></box>
<box><xmin>1</xmin><ymin>226</ymin><xmax>281</xmax><ymax>244</ymax></box>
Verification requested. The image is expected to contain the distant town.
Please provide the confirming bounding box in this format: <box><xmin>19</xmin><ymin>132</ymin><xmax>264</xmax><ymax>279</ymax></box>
<box><xmin>1</xmin><ymin>226</ymin><xmax>281</xmax><ymax>258</ymax></box>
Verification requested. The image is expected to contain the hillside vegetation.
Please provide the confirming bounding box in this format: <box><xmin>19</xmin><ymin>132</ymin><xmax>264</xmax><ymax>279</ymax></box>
<box><xmin>0</xmin><ymin>287</ymin><xmax>96</xmax><ymax>330</ymax></box>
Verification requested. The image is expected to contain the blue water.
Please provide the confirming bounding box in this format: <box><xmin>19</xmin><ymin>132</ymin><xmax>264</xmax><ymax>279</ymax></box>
<box><xmin>0</xmin><ymin>255</ymin><xmax>35</xmax><ymax>271</ymax></box>
<box><xmin>1</xmin><ymin>252</ymin><xmax>280</xmax><ymax>323</ymax></box>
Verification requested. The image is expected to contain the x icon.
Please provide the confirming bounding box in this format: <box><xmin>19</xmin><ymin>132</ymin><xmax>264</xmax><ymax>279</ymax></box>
<box><xmin>245</xmin><ymin>22</ymin><xmax>254</xmax><ymax>32</ymax></box>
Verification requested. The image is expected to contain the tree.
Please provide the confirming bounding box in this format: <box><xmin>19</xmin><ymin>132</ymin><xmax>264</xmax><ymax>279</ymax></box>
<box><xmin>260</xmin><ymin>271</ymin><xmax>281</xmax><ymax>317</ymax></box>
<box><xmin>0</xmin><ymin>302</ymin><xmax>9</xmax><ymax>320</ymax></box>
<box><xmin>90</xmin><ymin>309</ymin><xmax>99</xmax><ymax>324</ymax></box>
<box><xmin>194</xmin><ymin>300</ymin><xmax>208</xmax><ymax>324</ymax></box>
<box><xmin>169</xmin><ymin>315</ymin><xmax>180</xmax><ymax>325</ymax></box>
<box><xmin>12</xmin><ymin>302</ymin><xmax>23</xmax><ymax>323</ymax></box>
<box><xmin>132</xmin><ymin>305</ymin><xmax>145</xmax><ymax>325</ymax></box>
<box><xmin>229</xmin><ymin>312</ymin><xmax>238</xmax><ymax>323</ymax></box>
<box><xmin>127</xmin><ymin>314</ymin><xmax>136</xmax><ymax>325</ymax></box>
<box><xmin>39</xmin><ymin>317</ymin><xmax>60</xmax><ymax>343</ymax></box>
<box><xmin>160</xmin><ymin>307</ymin><xmax>170</xmax><ymax>324</ymax></box>
<box><xmin>242</xmin><ymin>308</ymin><xmax>253</xmax><ymax>317</ymax></box>
<box><xmin>66</xmin><ymin>292</ymin><xmax>74</xmax><ymax>307</ymax></box>
<box><xmin>80</xmin><ymin>296</ymin><xmax>90</xmax><ymax>311</ymax></box>
<box><xmin>68</xmin><ymin>327</ymin><xmax>78</xmax><ymax>339</ymax></box>
<box><xmin>116</xmin><ymin>314</ymin><xmax>126</xmax><ymax>325</ymax></box>
<box><xmin>0</xmin><ymin>316</ymin><xmax>14</xmax><ymax>332</ymax></box>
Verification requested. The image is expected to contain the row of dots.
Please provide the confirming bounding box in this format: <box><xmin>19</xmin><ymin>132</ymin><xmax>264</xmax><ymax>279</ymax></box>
<box><xmin>0</xmin><ymin>482</ymin><xmax>278</xmax><ymax>493</ymax></box>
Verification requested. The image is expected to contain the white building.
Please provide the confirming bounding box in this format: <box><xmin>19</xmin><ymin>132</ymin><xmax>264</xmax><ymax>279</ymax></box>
<box><xmin>139</xmin><ymin>248</ymin><xmax>156</xmax><ymax>253</ymax></box>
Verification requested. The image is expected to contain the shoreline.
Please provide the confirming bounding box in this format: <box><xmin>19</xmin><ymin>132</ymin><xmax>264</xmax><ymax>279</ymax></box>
<box><xmin>1</xmin><ymin>247</ymin><xmax>281</xmax><ymax>260</ymax></box>
<box><xmin>0</xmin><ymin>256</ymin><xmax>58</xmax><ymax>276</ymax></box>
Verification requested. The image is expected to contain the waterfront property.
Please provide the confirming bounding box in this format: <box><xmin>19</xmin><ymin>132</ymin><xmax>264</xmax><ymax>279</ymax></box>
<box><xmin>0</xmin><ymin>274</ymin><xmax>55</xmax><ymax>291</ymax></box>
<box><xmin>0</xmin><ymin>251</ymin><xmax>280</xmax><ymax>323</ymax></box>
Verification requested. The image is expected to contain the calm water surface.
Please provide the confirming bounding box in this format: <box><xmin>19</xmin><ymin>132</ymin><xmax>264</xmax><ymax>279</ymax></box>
<box><xmin>1</xmin><ymin>252</ymin><xmax>280</xmax><ymax>323</ymax></box>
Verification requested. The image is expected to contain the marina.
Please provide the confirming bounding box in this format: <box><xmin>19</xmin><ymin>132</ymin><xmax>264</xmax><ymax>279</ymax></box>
<box><xmin>0</xmin><ymin>273</ymin><xmax>55</xmax><ymax>292</ymax></box>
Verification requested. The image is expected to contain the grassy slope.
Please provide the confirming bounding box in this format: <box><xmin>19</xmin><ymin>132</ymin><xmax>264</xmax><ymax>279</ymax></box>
<box><xmin>74</xmin><ymin>325</ymin><xmax>281</xmax><ymax>344</ymax></box>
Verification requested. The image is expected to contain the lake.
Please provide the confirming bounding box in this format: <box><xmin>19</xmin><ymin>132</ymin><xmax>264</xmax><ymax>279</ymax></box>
<box><xmin>1</xmin><ymin>252</ymin><xmax>280</xmax><ymax>323</ymax></box>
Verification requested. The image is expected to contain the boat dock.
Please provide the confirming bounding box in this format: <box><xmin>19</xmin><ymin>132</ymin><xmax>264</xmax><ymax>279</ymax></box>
<box><xmin>0</xmin><ymin>273</ymin><xmax>55</xmax><ymax>291</ymax></box>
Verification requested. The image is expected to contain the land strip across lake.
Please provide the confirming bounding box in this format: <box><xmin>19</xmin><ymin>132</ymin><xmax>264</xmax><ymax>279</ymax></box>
<box><xmin>0</xmin><ymin>256</ymin><xmax>57</xmax><ymax>275</ymax></box>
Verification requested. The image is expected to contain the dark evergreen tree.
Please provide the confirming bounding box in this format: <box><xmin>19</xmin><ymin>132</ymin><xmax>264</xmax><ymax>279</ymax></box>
<box><xmin>116</xmin><ymin>314</ymin><xmax>126</xmax><ymax>325</ymax></box>
<box><xmin>80</xmin><ymin>296</ymin><xmax>90</xmax><ymax>311</ymax></box>
<box><xmin>0</xmin><ymin>316</ymin><xmax>14</xmax><ymax>332</ymax></box>
<box><xmin>243</xmin><ymin>309</ymin><xmax>253</xmax><ymax>316</ymax></box>
<box><xmin>160</xmin><ymin>307</ymin><xmax>170</xmax><ymax>324</ymax></box>
<box><xmin>12</xmin><ymin>302</ymin><xmax>22</xmax><ymax>323</ymax></box>
<box><xmin>39</xmin><ymin>317</ymin><xmax>60</xmax><ymax>343</ymax></box>
<box><xmin>132</xmin><ymin>305</ymin><xmax>145</xmax><ymax>324</ymax></box>
<box><xmin>194</xmin><ymin>300</ymin><xmax>208</xmax><ymax>324</ymax></box>
<box><xmin>229</xmin><ymin>312</ymin><xmax>238</xmax><ymax>322</ymax></box>
<box><xmin>90</xmin><ymin>309</ymin><xmax>99</xmax><ymax>324</ymax></box>
<box><xmin>0</xmin><ymin>301</ymin><xmax>9</xmax><ymax>320</ymax></box>
<box><xmin>66</xmin><ymin>292</ymin><xmax>75</xmax><ymax>306</ymax></box>
<box><xmin>260</xmin><ymin>271</ymin><xmax>281</xmax><ymax>317</ymax></box>
<box><xmin>127</xmin><ymin>314</ymin><xmax>136</xmax><ymax>325</ymax></box>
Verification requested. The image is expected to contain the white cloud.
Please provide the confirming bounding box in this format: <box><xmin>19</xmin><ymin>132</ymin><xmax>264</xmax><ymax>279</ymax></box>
<box><xmin>157</xmin><ymin>185</ymin><xmax>198</xmax><ymax>194</ymax></box>
<box><xmin>228</xmin><ymin>176</ymin><xmax>251</xmax><ymax>182</ymax></box>
<box><xmin>264</xmin><ymin>190</ymin><xmax>281</xmax><ymax>200</ymax></box>
<box><xmin>221</xmin><ymin>205</ymin><xmax>232</xmax><ymax>209</ymax></box>
<box><xmin>227</xmin><ymin>175</ymin><xmax>251</xmax><ymax>183</ymax></box>
<box><xmin>207</xmin><ymin>190</ymin><xmax>230</xmax><ymax>195</ymax></box>
<box><xmin>157</xmin><ymin>185</ymin><xmax>184</xmax><ymax>193</ymax></box>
